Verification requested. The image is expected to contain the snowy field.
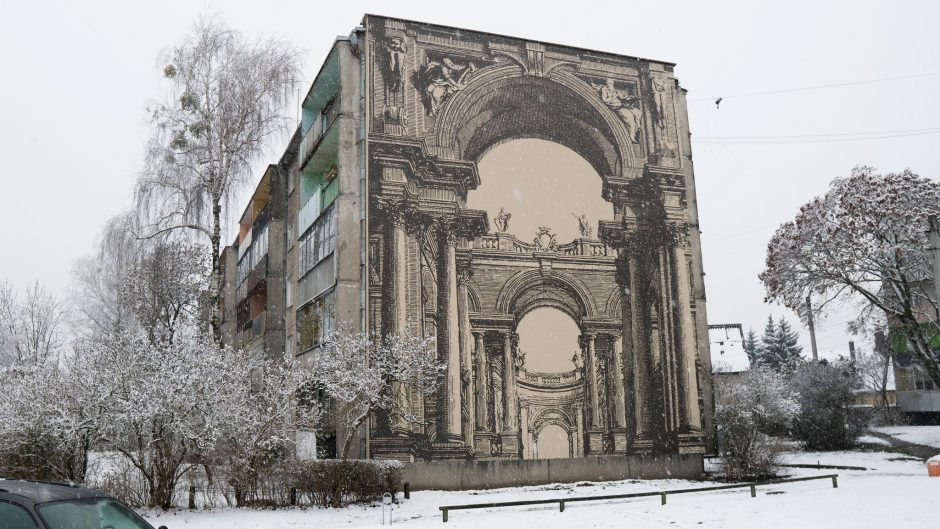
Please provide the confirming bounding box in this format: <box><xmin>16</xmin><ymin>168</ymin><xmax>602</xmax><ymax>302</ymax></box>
<box><xmin>871</xmin><ymin>425</ymin><xmax>940</xmax><ymax>448</ymax></box>
<box><xmin>144</xmin><ymin>450</ymin><xmax>938</xmax><ymax>529</ymax></box>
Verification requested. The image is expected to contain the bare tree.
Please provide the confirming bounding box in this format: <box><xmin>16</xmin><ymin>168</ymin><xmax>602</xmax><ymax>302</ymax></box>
<box><xmin>315</xmin><ymin>325</ymin><xmax>443</xmax><ymax>460</ymax></box>
<box><xmin>123</xmin><ymin>241</ymin><xmax>210</xmax><ymax>343</ymax></box>
<box><xmin>855</xmin><ymin>336</ymin><xmax>896</xmax><ymax>417</ymax></box>
<box><xmin>761</xmin><ymin>166</ymin><xmax>940</xmax><ymax>388</ymax></box>
<box><xmin>134</xmin><ymin>16</ymin><xmax>300</xmax><ymax>341</ymax></box>
<box><xmin>0</xmin><ymin>281</ymin><xmax>68</xmax><ymax>365</ymax></box>
<box><xmin>70</xmin><ymin>213</ymin><xmax>140</xmax><ymax>339</ymax></box>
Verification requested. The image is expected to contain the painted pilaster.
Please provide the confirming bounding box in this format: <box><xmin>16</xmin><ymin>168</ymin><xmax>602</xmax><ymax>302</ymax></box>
<box><xmin>609</xmin><ymin>333</ymin><xmax>627</xmax><ymax>429</ymax></box>
<box><xmin>501</xmin><ymin>331</ymin><xmax>518</xmax><ymax>430</ymax></box>
<box><xmin>437</xmin><ymin>225</ymin><xmax>462</xmax><ymax>442</ymax></box>
<box><xmin>456</xmin><ymin>264</ymin><xmax>475</xmax><ymax>444</ymax></box>
<box><xmin>473</xmin><ymin>331</ymin><xmax>488</xmax><ymax>429</ymax></box>
<box><xmin>673</xmin><ymin>240</ymin><xmax>702</xmax><ymax>433</ymax></box>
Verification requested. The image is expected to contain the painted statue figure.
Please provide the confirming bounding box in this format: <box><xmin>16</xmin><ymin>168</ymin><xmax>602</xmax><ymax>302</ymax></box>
<box><xmin>420</xmin><ymin>57</ymin><xmax>477</xmax><ymax>116</ymax></box>
<box><xmin>592</xmin><ymin>78</ymin><xmax>642</xmax><ymax>144</ymax></box>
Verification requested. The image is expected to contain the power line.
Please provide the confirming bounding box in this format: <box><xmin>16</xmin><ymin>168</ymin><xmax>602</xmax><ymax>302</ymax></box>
<box><xmin>694</xmin><ymin>130</ymin><xmax>940</xmax><ymax>144</ymax></box>
<box><xmin>697</xmin><ymin>126</ymin><xmax>940</xmax><ymax>140</ymax></box>
<box><xmin>690</xmin><ymin>71</ymin><xmax>940</xmax><ymax>102</ymax></box>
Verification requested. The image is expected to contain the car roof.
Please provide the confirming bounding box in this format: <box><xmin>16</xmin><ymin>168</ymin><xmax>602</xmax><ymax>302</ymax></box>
<box><xmin>0</xmin><ymin>480</ymin><xmax>110</xmax><ymax>504</ymax></box>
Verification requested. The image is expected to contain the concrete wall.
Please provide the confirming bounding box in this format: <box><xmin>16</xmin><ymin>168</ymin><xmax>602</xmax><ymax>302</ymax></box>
<box><xmin>402</xmin><ymin>454</ymin><xmax>703</xmax><ymax>490</ymax></box>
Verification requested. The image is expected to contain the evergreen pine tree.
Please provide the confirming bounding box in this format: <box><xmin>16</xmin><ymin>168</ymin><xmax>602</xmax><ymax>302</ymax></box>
<box><xmin>743</xmin><ymin>327</ymin><xmax>759</xmax><ymax>365</ymax></box>
<box><xmin>774</xmin><ymin>317</ymin><xmax>804</xmax><ymax>373</ymax></box>
<box><xmin>758</xmin><ymin>315</ymin><xmax>777</xmax><ymax>367</ymax></box>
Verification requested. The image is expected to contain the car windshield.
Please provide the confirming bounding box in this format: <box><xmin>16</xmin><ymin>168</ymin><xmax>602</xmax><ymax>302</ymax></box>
<box><xmin>36</xmin><ymin>498</ymin><xmax>152</xmax><ymax>529</ymax></box>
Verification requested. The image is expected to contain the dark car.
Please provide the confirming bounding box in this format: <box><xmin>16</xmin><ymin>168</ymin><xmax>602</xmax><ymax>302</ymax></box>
<box><xmin>0</xmin><ymin>480</ymin><xmax>166</xmax><ymax>529</ymax></box>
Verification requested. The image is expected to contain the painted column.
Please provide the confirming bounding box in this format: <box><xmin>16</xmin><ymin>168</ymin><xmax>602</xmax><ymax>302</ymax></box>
<box><xmin>456</xmin><ymin>265</ymin><xmax>475</xmax><ymax>444</ymax></box>
<box><xmin>583</xmin><ymin>333</ymin><xmax>601</xmax><ymax>429</ymax></box>
<box><xmin>673</xmin><ymin>241</ymin><xmax>703</xmax><ymax>431</ymax></box>
<box><xmin>473</xmin><ymin>331</ymin><xmax>489</xmax><ymax>430</ymax></box>
<box><xmin>629</xmin><ymin>256</ymin><xmax>653</xmax><ymax>442</ymax></box>
<box><xmin>520</xmin><ymin>404</ymin><xmax>530</xmax><ymax>459</ymax></box>
<box><xmin>383</xmin><ymin>210</ymin><xmax>410</xmax><ymax>434</ymax></box>
<box><xmin>437</xmin><ymin>225</ymin><xmax>462</xmax><ymax>441</ymax></box>
<box><xmin>502</xmin><ymin>331</ymin><xmax>518</xmax><ymax>430</ymax></box>
<box><xmin>609</xmin><ymin>333</ymin><xmax>628</xmax><ymax>429</ymax></box>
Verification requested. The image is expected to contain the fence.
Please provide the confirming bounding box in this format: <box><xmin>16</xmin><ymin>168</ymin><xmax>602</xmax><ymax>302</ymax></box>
<box><xmin>438</xmin><ymin>473</ymin><xmax>839</xmax><ymax>522</ymax></box>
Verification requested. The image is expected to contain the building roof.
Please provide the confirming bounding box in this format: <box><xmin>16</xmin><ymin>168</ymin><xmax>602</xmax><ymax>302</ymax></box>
<box><xmin>363</xmin><ymin>14</ymin><xmax>677</xmax><ymax>68</ymax></box>
<box><xmin>709</xmin><ymin>324</ymin><xmax>751</xmax><ymax>373</ymax></box>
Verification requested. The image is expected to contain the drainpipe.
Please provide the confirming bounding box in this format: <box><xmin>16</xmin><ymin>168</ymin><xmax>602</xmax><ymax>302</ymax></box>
<box><xmin>353</xmin><ymin>26</ymin><xmax>369</xmax><ymax>459</ymax></box>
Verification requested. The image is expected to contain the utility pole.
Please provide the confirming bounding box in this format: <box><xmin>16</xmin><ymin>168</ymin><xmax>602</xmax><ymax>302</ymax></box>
<box><xmin>806</xmin><ymin>295</ymin><xmax>819</xmax><ymax>362</ymax></box>
<box><xmin>848</xmin><ymin>341</ymin><xmax>856</xmax><ymax>362</ymax></box>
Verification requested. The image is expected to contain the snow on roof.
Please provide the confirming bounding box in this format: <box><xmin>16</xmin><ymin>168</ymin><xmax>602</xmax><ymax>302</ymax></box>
<box><xmin>709</xmin><ymin>324</ymin><xmax>751</xmax><ymax>373</ymax></box>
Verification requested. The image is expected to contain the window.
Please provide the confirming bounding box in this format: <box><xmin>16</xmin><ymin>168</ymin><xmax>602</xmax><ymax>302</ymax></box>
<box><xmin>236</xmin><ymin>250</ymin><xmax>251</xmax><ymax>286</ymax></box>
<box><xmin>297</xmin><ymin>289</ymin><xmax>335</xmax><ymax>352</ymax></box>
<box><xmin>37</xmin><ymin>498</ymin><xmax>151</xmax><ymax>529</ymax></box>
<box><xmin>299</xmin><ymin>204</ymin><xmax>336</xmax><ymax>278</ymax></box>
<box><xmin>252</xmin><ymin>224</ymin><xmax>269</xmax><ymax>266</ymax></box>
<box><xmin>0</xmin><ymin>501</ymin><xmax>38</xmax><ymax>529</ymax></box>
<box><xmin>321</xmin><ymin>97</ymin><xmax>338</xmax><ymax>135</ymax></box>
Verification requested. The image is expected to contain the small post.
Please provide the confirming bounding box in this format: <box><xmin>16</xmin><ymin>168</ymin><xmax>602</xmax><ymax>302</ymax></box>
<box><xmin>661</xmin><ymin>492</ymin><xmax>667</xmax><ymax>505</ymax></box>
<box><xmin>442</xmin><ymin>508</ymin><xmax>448</xmax><ymax>523</ymax></box>
<box><xmin>831</xmin><ymin>475</ymin><xmax>838</xmax><ymax>488</ymax></box>
<box><xmin>750</xmin><ymin>484</ymin><xmax>756</xmax><ymax>498</ymax></box>
<box><xmin>403</xmin><ymin>481</ymin><xmax>411</xmax><ymax>500</ymax></box>
<box><xmin>188</xmin><ymin>485</ymin><xmax>196</xmax><ymax>510</ymax></box>
<box><xmin>559</xmin><ymin>500</ymin><xmax>565</xmax><ymax>512</ymax></box>
<box><xmin>290</xmin><ymin>487</ymin><xmax>297</xmax><ymax>506</ymax></box>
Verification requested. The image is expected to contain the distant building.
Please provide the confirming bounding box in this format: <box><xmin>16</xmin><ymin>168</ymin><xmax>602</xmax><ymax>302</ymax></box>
<box><xmin>893</xmin><ymin>350</ymin><xmax>940</xmax><ymax>421</ymax></box>
<box><xmin>709</xmin><ymin>324</ymin><xmax>750</xmax><ymax>375</ymax></box>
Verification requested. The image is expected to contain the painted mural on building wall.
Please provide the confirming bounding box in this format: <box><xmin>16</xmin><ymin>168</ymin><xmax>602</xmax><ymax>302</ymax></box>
<box><xmin>364</xmin><ymin>15</ymin><xmax>711</xmax><ymax>461</ymax></box>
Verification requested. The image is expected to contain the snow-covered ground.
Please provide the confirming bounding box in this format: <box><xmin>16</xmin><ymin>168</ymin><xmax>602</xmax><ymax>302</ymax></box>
<box><xmin>144</xmin><ymin>450</ymin><xmax>938</xmax><ymax>529</ymax></box>
<box><xmin>872</xmin><ymin>425</ymin><xmax>940</xmax><ymax>449</ymax></box>
<box><xmin>857</xmin><ymin>434</ymin><xmax>893</xmax><ymax>447</ymax></box>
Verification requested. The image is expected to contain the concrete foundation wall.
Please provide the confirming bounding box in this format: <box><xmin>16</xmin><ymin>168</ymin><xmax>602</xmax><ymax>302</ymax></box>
<box><xmin>402</xmin><ymin>454</ymin><xmax>703</xmax><ymax>491</ymax></box>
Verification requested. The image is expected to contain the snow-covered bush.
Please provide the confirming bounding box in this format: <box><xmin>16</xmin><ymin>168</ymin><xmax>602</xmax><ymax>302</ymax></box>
<box><xmin>714</xmin><ymin>368</ymin><xmax>799</xmax><ymax>479</ymax></box>
<box><xmin>0</xmin><ymin>348</ymin><xmax>110</xmax><ymax>482</ymax></box>
<box><xmin>791</xmin><ymin>360</ymin><xmax>867</xmax><ymax>450</ymax></box>
<box><xmin>292</xmin><ymin>459</ymin><xmax>403</xmax><ymax>507</ymax></box>
<box><xmin>315</xmin><ymin>325</ymin><xmax>442</xmax><ymax>460</ymax></box>
<box><xmin>212</xmin><ymin>351</ymin><xmax>322</xmax><ymax>508</ymax></box>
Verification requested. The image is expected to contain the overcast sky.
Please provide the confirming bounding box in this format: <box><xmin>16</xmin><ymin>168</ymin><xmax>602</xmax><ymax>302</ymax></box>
<box><xmin>2</xmin><ymin>0</ymin><xmax>938</xmax><ymax>355</ymax></box>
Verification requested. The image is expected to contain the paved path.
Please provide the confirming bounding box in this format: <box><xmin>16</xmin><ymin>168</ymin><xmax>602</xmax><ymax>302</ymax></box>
<box><xmin>865</xmin><ymin>430</ymin><xmax>938</xmax><ymax>461</ymax></box>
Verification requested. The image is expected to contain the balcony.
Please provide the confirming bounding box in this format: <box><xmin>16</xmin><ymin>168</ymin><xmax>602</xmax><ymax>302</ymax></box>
<box><xmin>298</xmin><ymin>188</ymin><xmax>322</xmax><ymax>236</ymax></box>
<box><xmin>249</xmin><ymin>312</ymin><xmax>266</xmax><ymax>341</ymax></box>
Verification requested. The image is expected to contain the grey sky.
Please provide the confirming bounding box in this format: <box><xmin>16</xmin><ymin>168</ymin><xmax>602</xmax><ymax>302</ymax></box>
<box><xmin>2</xmin><ymin>0</ymin><xmax>938</xmax><ymax>355</ymax></box>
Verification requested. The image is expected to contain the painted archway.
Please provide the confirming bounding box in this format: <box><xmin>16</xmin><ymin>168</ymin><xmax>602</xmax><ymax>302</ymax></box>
<box><xmin>366</xmin><ymin>16</ymin><xmax>712</xmax><ymax>462</ymax></box>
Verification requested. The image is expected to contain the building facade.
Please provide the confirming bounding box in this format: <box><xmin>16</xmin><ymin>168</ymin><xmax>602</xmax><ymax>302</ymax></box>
<box><xmin>222</xmin><ymin>15</ymin><xmax>715</xmax><ymax>468</ymax></box>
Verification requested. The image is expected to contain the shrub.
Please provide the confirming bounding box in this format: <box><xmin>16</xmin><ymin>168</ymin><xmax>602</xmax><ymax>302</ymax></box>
<box><xmin>714</xmin><ymin>368</ymin><xmax>799</xmax><ymax>479</ymax></box>
<box><xmin>791</xmin><ymin>361</ymin><xmax>867</xmax><ymax>450</ymax></box>
<box><xmin>293</xmin><ymin>459</ymin><xmax>403</xmax><ymax>508</ymax></box>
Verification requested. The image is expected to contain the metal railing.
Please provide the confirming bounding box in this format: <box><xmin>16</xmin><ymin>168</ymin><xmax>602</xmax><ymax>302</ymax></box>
<box><xmin>439</xmin><ymin>473</ymin><xmax>839</xmax><ymax>522</ymax></box>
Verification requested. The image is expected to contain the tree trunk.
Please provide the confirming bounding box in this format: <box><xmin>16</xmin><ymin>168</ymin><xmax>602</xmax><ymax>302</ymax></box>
<box><xmin>341</xmin><ymin>412</ymin><xmax>369</xmax><ymax>461</ymax></box>
<box><xmin>209</xmin><ymin>200</ymin><xmax>222</xmax><ymax>344</ymax></box>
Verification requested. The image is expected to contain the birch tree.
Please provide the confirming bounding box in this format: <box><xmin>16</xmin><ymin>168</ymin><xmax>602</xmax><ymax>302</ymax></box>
<box><xmin>315</xmin><ymin>326</ymin><xmax>443</xmax><ymax>460</ymax></box>
<box><xmin>760</xmin><ymin>166</ymin><xmax>940</xmax><ymax>388</ymax></box>
<box><xmin>134</xmin><ymin>16</ymin><xmax>300</xmax><ymax>341</ymax></box>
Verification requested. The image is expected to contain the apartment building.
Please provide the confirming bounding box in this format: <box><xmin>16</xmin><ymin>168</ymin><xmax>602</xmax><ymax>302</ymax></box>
<box><xmin>222</xmin><ymin>15</ymin><xmax>715</xmax><ymax>483</ymax></box>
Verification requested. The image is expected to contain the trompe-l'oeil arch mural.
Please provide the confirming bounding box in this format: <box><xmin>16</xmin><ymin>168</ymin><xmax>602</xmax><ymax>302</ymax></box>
<box><xmin>366</xmin><ymin>17</ymin><xmax>713</xmax><ymax>461</ymax></box>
